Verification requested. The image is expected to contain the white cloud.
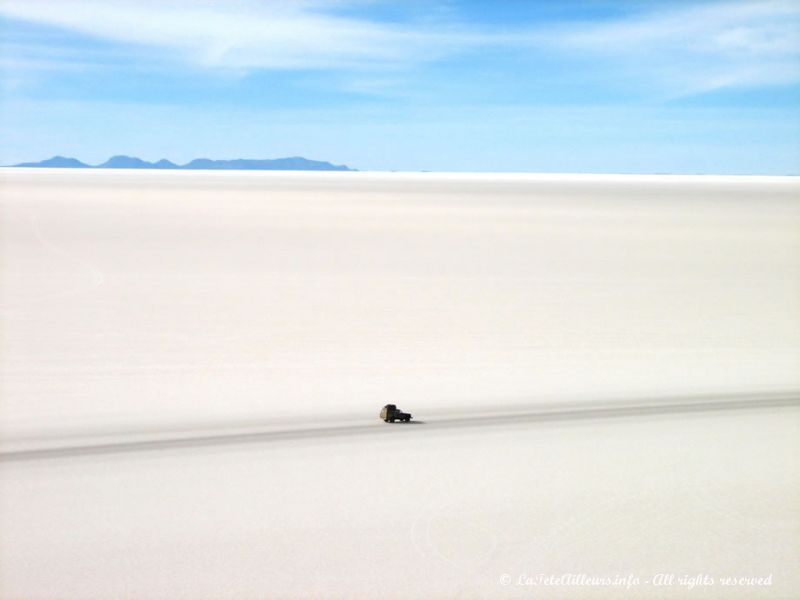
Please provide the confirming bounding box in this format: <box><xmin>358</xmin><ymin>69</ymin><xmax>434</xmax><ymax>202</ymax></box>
<box><xmin>0</xmin><ymin>0</ymin><xmax>798</xmax><ymax>96</ymax></box>
<box><xmin>533</xmin><ymin>0</ymin><xmax>800</xmax><ymax>95</ymax></box>
<box><xmin>0</xmin><ymin>0</ymin><xmax>482</xmax><ymax>71</ymax></box>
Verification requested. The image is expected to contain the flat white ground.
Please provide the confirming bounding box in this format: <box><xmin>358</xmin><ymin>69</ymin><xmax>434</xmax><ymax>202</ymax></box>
<box><xmin>1</xmin><ymin>170</ymin><xmax>798</xmax><ymax>598</ymax></box>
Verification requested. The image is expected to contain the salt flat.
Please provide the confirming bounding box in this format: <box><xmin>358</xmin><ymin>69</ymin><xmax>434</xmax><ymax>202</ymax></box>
<box><xmin>1</xmin><ymin>169</ymin><xmax>799</xmax><ymax>598</ymax></box>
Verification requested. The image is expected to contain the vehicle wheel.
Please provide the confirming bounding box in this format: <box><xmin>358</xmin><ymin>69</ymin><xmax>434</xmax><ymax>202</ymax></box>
<box><xmin>404</xmin><ymin>417</ymin><xmax>410</xmax><ymax>422</ymax></box>
<box><xmin>384</xmin><ymin>419</ymin><xmax>390</xmax><ymax>423</ymax></box>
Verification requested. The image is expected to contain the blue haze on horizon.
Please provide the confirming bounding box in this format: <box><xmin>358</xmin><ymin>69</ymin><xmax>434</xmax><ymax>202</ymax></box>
<box><xmin>1</xmin><ymin>0</ymin><xmax>798</xmax><ymax>174</ymax></box>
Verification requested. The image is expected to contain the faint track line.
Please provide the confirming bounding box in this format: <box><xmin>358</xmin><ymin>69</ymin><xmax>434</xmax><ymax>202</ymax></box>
<box><xmin>0</xmin><ymin>210</ymin><xmax>105</xmax><ymax>310</ymax></box>
<box><xmin>1</xmin><ymin>391</ymin><xmax>798</xmax><ymax>462</ymax></box>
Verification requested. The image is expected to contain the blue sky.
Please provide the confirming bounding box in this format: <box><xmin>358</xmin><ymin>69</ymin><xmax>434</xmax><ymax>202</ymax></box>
<box><xmin>1</xmin><ymin>0</ymin><xmax>798</xmax><ymax>173</ymax></box>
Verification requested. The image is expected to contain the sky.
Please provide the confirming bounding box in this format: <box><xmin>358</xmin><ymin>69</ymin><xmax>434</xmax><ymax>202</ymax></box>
<box><xmin>1</xmin><ymin>0</ymin><xmax>799</xmax><ymax>174</ymax></box>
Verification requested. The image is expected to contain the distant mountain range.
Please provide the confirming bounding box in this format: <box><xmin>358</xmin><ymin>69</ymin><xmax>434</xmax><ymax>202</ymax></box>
<box><xmin>12</xmin><ymin>155</ymin><xmax>355</xmax><ymax>171</ymax></box>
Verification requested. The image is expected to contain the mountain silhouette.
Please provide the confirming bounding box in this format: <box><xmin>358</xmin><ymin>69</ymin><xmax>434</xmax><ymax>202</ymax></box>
<box><xmin>181</xmin><ymin>157</ymin><xmax>352</xmax><ymax>171</ymax></box>
<box><xmin>97</xmin><ymin>155</ymin><xmax>159</xmax><ymax>169</ymax></box>
<box><xmin>15</xmin><ymin>156</ymin><xmax>89</xmax><ymax>168</ymax></box>
<box><xmin>152</xmin><ymin>159</ymin><xmax>179</xmax><ymax>169</ymax></box>
<box><xmin>12</xmin><ymin>155</ymin><xmax>354</xmax><ymax>171</ymax></box>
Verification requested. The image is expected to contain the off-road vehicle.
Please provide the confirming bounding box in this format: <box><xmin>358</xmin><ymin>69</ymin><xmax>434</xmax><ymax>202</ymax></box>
<box><xmin>380</xmin><ymin>404</ymin><xmax>412</xmax><ymax>423</ymax></box>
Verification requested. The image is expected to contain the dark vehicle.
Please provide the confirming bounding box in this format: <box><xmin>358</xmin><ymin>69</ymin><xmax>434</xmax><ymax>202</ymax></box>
<box><xmin>380</xmin><ymin>404</ymin><xmax>412</xmax><ymax>423</ymax></box>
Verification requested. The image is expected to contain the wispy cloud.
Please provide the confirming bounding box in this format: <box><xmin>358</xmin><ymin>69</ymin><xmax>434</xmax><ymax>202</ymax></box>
<box><xmin>0</xmin><ymin>0</ymin><xmax>798</xmax><ymax>98</ymax></box>
<box><xmin>0</xmin><ymin>0</ymin><xmax>482</xmax><ymax>71</ymax></box>
<box><xmin>536</xmin><ymin>0</ymin><xmax>800</xmax><ymax>96</ymax></box>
